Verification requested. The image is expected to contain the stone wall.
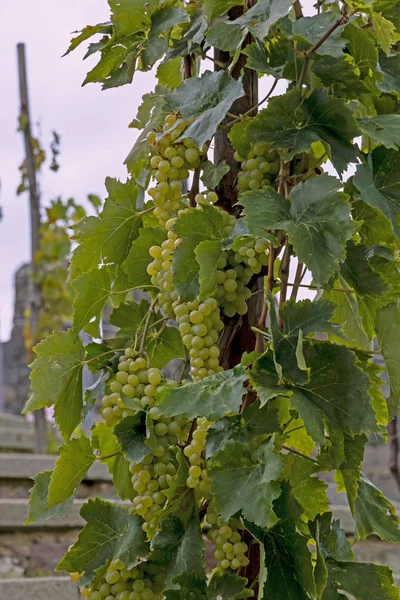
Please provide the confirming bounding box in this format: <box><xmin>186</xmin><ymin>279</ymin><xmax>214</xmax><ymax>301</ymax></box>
<box><xmin>0</xmin><ymin>264</ymin><xmax>31</xmax><ymax>414</ymax></box>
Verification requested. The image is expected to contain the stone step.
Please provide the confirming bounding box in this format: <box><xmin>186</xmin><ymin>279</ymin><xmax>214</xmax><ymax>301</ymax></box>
<box><xmin>0</xmin><ymin>427</ymin><xmax>35</xmax><ymax>452</ymax></box>
<box><xmin>0</xmin><ymin>576</ymin><xmax>79</xmax><ymax>600</ymax></box>
<box><xmin>0</xmin><ymin>498</ymin><xmax>128</xmax><ymax>530</ymax></box>
<box><xmin>0</xmin><ymin>453</ymin><xmax>111</xmax><ymax>482</ymax></box>
<box><xmin>0</xmin><ymin>413</ymin><xmax>32</xmax><ymax>430</ymax></box>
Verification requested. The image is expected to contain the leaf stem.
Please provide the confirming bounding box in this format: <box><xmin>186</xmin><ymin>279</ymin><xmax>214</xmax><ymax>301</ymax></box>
<box><xmin>97</xmin><ymin>451</ymin><xmax>122</xmax><ymax>461</ymax></box>
<box><xmin>278</xmin><ymin>240</ymin><xmax>291</xmax><ymax>314</ymax></box>
<box><xmin>298</xmin><ymin>11</ymin><xmax>350</xmax><ymax>88</ymax></box>
<box><xmin>290</xmin><ymin>262</ymin><xmax>306</xmax><ymax>301</ymax></box>
<box><xmin>255</xmin><ymin>244</ymin><xmax>276</xmax><ymax>352</ymax></box>
<box><xmin>137</xmin><ymin>206</ymin><xmax>155</xmax><ymax>216</ymax></box>
<box><xmin>139</xmin><ymin>295</ymin><xmax>158</xmax><ymax>355</ymax></box>
<box><xmin>227</xmin><ymin>79</ymin><xmax>279</xmax><ymax>127</ymax></box>
<box><xmin>283</xmin><ymin>445</ymin><xmax>329</xmax><ymax>469</ymax></box>
<box><xmin>286</xmin><ymin>282</ymin><xmax>355</xmax><ymax>294</ymax></box>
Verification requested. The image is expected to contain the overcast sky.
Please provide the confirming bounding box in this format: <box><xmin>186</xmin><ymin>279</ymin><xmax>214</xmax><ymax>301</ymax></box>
<box><xmin>0</xmin><ymin>1</ymin><xmax>316</xmax><ymax>342</ymax></box>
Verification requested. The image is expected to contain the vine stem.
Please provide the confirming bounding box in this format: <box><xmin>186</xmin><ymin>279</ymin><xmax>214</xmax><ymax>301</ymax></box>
<box><xmin>287</xmin><ymin>282</ymin><xmax>355</xmax><ymax>294</ymax></box>
<box><xmin>137</xmin><ymin>205</ymin><xmax>155</xmax><ymax>216</ymax></box>
<box><xmin>139</xmin><ymin>295</ymin><xmax>158</xmax><ymax>354</ymax></box>
<box><xmin>255</xmin><ymin>244</ymin><xmax>276</xmax><ymax>352</ymax></box>
<box><xmin>283</xmin><ymin>445</ymin><xmax>329</xmax><ymax>469</ymax></box>
<box><xmin>298</xmin><ymin>11</ymin><xmax>350</xmax><ymax>88</ymax></box>
<box><xmin>290</xmin><ymin>261</ymin><xmax>306</xmax><ymax>301</ymax></box>
<box><xmin>227</xmin><ymin>78</ymin><xmax>279</xmax><ymax>126</ymax></box>
<box><xmin>279</xmin><ymin>240</ymin><xmax>291</xmax><ymax>314</ymax></box>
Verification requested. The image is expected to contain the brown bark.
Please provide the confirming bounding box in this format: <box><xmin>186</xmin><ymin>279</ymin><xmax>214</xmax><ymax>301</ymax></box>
<box><xmin>213</xmin><ymin>1</ymin><xmax>261</xmax><ymax>591</ymax></box>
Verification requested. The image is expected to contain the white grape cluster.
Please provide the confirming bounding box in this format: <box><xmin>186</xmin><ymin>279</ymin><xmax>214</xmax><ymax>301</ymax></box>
<box><xmin>206</xmin><ymin>510</ymin><xmax>249</xmax><ymax>571</ymax></box>
<box><xmin>173</xmin><ymin>298</ymin><xmax>224</xmax><ymax>381</ymax></box>
<box><xmin>100</xmin><ymin>355</ymin><xmax>176</xmax><ymax>427</ymax></box>
<box><xmin>130</xmin><ymin>409</ymin><xmax>187</xmax><ymax>526</ymax></box>
<box><xmin>78</xmin><ymin>559</ymin><xmax>166</xmax><ymax>600</ymax></box>
<box><xmin>147</xmin><ymin>228</ymin><xmax>179</xmax><ymax>317</ymax></box>
<box><xmin>147</xmin><ymin>114</ymin><xmax>205</xmax><ymax>226</ymax></box>
<box><xmin>236</xmin><ymin>143</ymin><xmax>280</xmax><ymax>192</ymax></box>
<box><xmin>215</xmin><ymin>238</ymin><xmax>269</xmax><ymax>318</ymax></box>
<box><xmin>183</xmin><ymin>417</ymin><xmax>211</xmax><ymax>496</ymax></box>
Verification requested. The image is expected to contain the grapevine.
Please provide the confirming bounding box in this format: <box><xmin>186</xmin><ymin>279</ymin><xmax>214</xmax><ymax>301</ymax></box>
<box><xmin>23</xmin><ymin>2</ymin><xmax>400</xmax><ymax>600</ymax></box>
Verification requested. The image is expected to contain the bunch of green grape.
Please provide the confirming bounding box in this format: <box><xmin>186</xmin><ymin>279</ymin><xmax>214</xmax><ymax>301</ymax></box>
<box><xmin>183</xmin><ymin>417</ymin><xmax>211</xmax><ymax>497</ymax></box>
<box><xmin>206</xmin><ymin>510</ymin><xmax>249</xmax><ymax>571</ymax></box>
<box><xmin>147</xmin><ymin>228</ymin><xmax>179</xmax><ymax>317</ymax></box>
<box><xmin>130</xmin><ymin>408</ymin><xmax>187</xmax><ymax>526</ymax></box>
<box><xmin>99</xmin><ymin>355</ymin><xmax>177</xmax><ymax>427</ymax></box>
<box><xmin>79</xmin><ymin>559</ymin><xmax>166</xmax><ymax>600</ymax></box>
<box><xmin>147</xmin><ymin>114</ymin><xmax>205</xmax><ymax>226</ymax></box>
<box><xmin>236</xmin><ymin>143</ymin><xmax>280</xmax><ymax>192</ymax></box>
<box><xmin>173</xmin><ymin>298</ymin><xmax>224</xmax><ymax>381</ymax></box>
<box><xmin>214</xmin><ymin>238</ymin><xmax>269</xmax><ymax>318</ymax></box>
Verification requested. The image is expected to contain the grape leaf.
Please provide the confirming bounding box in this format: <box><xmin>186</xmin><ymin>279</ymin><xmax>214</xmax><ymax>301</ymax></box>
<box><xmin>123</xmin><ymin>226</ymin><xmax>167</xmax><ymax>287</ymax></box>
<box><xmin>241</xmin><ymin>175</ymin><xmax>356</xmax><ymax>285</ymax></box>
<box><xmin>69</xmin><ymin>178</ymin><xmax>142</xmax><ymax>279</ymax></box>
<box><xmin>48</xmin><ymin>436</ymin><xmax>96</xmax><ymax>507</ymax></box>
<box><xmin>285</xmin><ymin>455</ymin><xmax>329</xmax><ymax>521</ymax></box>
<box><xmin>339</xmin><ymin>241</ymin><xmax>390</xmax><ymax>299</ymax></box>
<box><xmin>108</xmin><ymin>0</ymin><xmax>151</xmax><ymax>37</ymax></box>
<box><xmin>354</xmin><ymin>474</ymin><xmax>400</xmax><ymax>543</ymax></box>
<box><xmin>293</xmin><ymin>340</ymin><xmax>379</xmax><ymax>436</ymax></box>
<box><xmin>291</xmin><ymin>12</ymin><xmax>347</xmax><ymax>57</ymax></box>
<box><xmin>231</xmin><ymin>89</ymin><xmax>360</xmax><ymax>175</ymax></box>
<box><xmin>201</xmin><ymin>160</ymin><xmax>231</xmax><ymax>190</ymax></box>
<box><xmin>150</xmin><ymin>508</ymin><xmax>205</xmax><ymax>590</ymax></box>
<box><xmin>343</xmin><ymin>23</ymin><xmax>378</xmax><ymax>75</ymax></box>
<box><xmin>195</xmin><ymin>240</ymin><xmax>224</xmax><ymax>298</ymax></box>
<box><xmin>202</xmin><ymin>0</ymin><xmax>245</xmax><ymax>21</ymax></box>
<box><xmin>207</xmin><ymin>571</ymin><xmax>253</xmax><ymax>599</ymax></box>
<box><xmin>206</xmin><ymin>400</ymin><xmax>280</xmax><ymax>457</ymax></box>
<box><xmin>373</xmin><ymin>0</ymin><xmax>400</xmax><ymax>32</ymax></box>
<box><xmin>358</xmin><ymin>115</ymin><xmax>400</xmax><ymax>150</ymax></box>
<box><xmin>64</xmin><ymin>23</ymin><xmax>112</xmax><ymax>56</ymax></box>
<box><xmin>172</xmin><ymin>205</ymin><xmax>225</xmax><ymax>299</ymax></box>
<box><xmin>157</xmin><ymin>366</ymin><xmax>247</xmax><ymax>421</ymax></box>
<box><xmin>92</xmin><ymin>422</ymin><xmax>134</xmax><ymax>501</ymax></box>
<box><xmin>205</xmin><ymin>22</ymin><xmax>246</xmax><ymax>53</ymax></box>
<box><xmin>165</xmin><ymin>10</ymin><xmax>208</xmax><ymax>60</ymax></box>
<box><xmin>327</xmin><ymin>560</ymin><xmax>399</xmax><ymax>600</ymax></box>
<box><xmin>110</xmin><ymin>299</ymin><xmax>153</xmax><ymax>337</ymax></box>
<box><xmin>250</xmin><ymin>487</ymin><xmax>316</xmax><ymax>600</ymax></box>
<box><xmin>25</xmin><ymin>471</ymin><xmax>74</xmax><ymax>525</ymax></box>
<box><xmin>233</xmin><ymin>0</ymin><xmax>293</xmax><ymax>39</ymax></box>
<box><xmin>56</xmin><ymin>498</ymin><xmax>149</xmax><ymax>585</ymax></box>
<box><xmin>269</xmin><ymin>297</ymin><xmax>344</xmax><ymax>384</ymax></box>
<box><xmin>208</xmin><ymin>437</ymin><xmax>283</xmax><ymax>528</ymax></box>
<box><xmin>23</xmin><ymin>330</ymin><xmax>84</xmax><ymax>441</ymax></box>
<box><xmin>113</xmin><ymin>414</ymin><xmax>151</xmax><ymax>464</ymax></box>
<box><xmin>83</xmin><ymin>369</ymin><xmax>110</xmax><ymax>418</ymax></box>
<box><xmin>335</xmin><ymin>433</ymin><xmax>367</xmax><ymax>513</ymax></box>
<box><xmin>375</xmin><ymin>303</ymin><xmax>400</xmax><ymax>417</ymax></box>
<box><xmin>147</xmin><ymin>325</ymin><xmax>185</xmax><ymax>369</ymax></box>
<box><xmin>156</xmin><ymin>57</ymin><xmax>183</xmax><ymax>89</ymax></box>
<box><xmin>249</xmin><ymin>352</ymin><xmax>291</xmax><ymax>407</ymax></box>
<box><xmin>72</xmin><ymin>267</ymin><xmax>112</xmax><ymax>338</ymax></box>
<box><xmin>164</xmin><ymin>573</ymin><xmax>207</xmax><ymax>600</ymax></box>
<box><xmin>312</xmin><ymin>55</ymin><xmax>369</xmax><ymax>101</ymax></box>
<box><xmin>165</xmin><ymin>70</ymin><xmax>244</xmax><ymax>148</ymax></box>
<box><xmin>371</xmin><ymin>11</ymin><xmax>397</xmax><ymax>55</ymax></box>
<box><xmin>378</xmin><ymin>52</ymin><xmax>400</xmax><ymax>94</ymax></box>
<box><xmin>310</xmin><ymin>512</ymin><xmax>354</xmax><ymax>563</ymax></box>
<box><xmin>140</xmin><ymin>5</ymin><xmax>190</xmax><ymax>69</ymax></box>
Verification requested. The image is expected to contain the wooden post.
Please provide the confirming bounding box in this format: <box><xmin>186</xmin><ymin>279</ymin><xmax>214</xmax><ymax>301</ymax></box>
<box><xmin>17</xmin><ymin>43</ymin><xmax>47</xmax><ymax>453</ymax></box>
<box><xmin>214</xmin><ymin>1</ymin><xmax>262</xmax><ymax>591</ymax></box>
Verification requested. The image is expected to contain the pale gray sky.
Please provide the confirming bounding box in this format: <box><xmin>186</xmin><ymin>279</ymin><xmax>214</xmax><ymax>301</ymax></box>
<box><xmin>0</xmin><ymin>1</ymin><xmax>316</xmax><ymax>342</ymax></box>
<box><xmin>0</xmin><ymin>1</ymin><xmax>154</xmax><ymax>341</ymax></box>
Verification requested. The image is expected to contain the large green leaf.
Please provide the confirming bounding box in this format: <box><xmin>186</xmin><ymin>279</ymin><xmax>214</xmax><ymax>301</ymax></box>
<box><xmin>378</xmin><ymin>52</ymin><xmax>400</xmax><ymax>94</ymax></box>
<box><xmin>165</xmin><ymin>70</ymin><xmax>244</xmax><ymax>148</ymax></box>
<box><xmin>91</xmin><ymin>422</ymin><xmax>134</xmax><ymax>501</ymax></box>
<box><xmin>172</xmin><ymin>205</ymin><xmax>225</xmax><ymax>299</ymax></box>
<box><xmin>157</xmin><ymin>366</ymin><xmax>247</xmax><ymax>421</ymax></box>
<box><xmin>285</xmin><ymin>455</ymin><xmax>329</xmax><ymax>521</ymax></box>
<box><xmin>69</xmin><ymin>178</ymin><xmax>142</xmax><ymax>279</ymax></box>
<box><xmin>293</xmin><ymin>341</ymin><xmax>379</xmax><ymax>436</ymax></box>
<box><xmin>202</xmin><ymin>0</ymin><xmax>245</xmax><ymax>21</ymax></box>
<box><xmin>241</xmin><ymin>175</ymin><xmax>356</xmax><ymax>284</ymax></box>
<box><xmin>375</xmin><ymin>303</ymin><xmax>400</xmax><ymax>417</ymax></box>
<box><xmin>206</xmin><ymin>400</ymin><xmax>280</xmax><ymax>457</ymax></box>
<box><xmin>56</xmin><ymin>498</ymin><xmax>149</xmax><ymax>585</ymax></box>
<box><xmin>335</xmin><ymin>433</ymin><xmax>367</xmax><ymax>513</ymax></box>
<box><xmin>269</xmin><ymin>297</ymin><xmax>344</xmax><ymax>384</ymax></box>
<box><xmin>48</xmin><ymin>436</ymin><xmax>96</xmax><ymax>507</ymax></box>
<box><xmin>150</xmin><ymin>508</ymin><xmax>205</xmax><ymax>590</ymax></box>
<box><xmin>147</xmin><ymin>325</ymin><xmax>185</xmax><ymax>369</ymax></box>
<box><xmin>207</xmin><ymin>571</ymin><xmax>252</xmax><ymax>599</ymax></box>
<box><xmin>23</xmin><ymin>330</ymin><xmax>84</xmax><ymax>441</ymax></box>
<box><xmin>208</xmin><ymin>437</ymin><xmax>283</xmax><ymax>528</ymax></box>
<box><xmin>354</xmin><ymin>147</ymin><xmax>400</xmax><ymax>239</ymax></box>
<box><xmin>232</xmin><ymin>0</ymin><xmax>293</xmax><ymax>39</ymax></box>
<box><xmin>25</xmin><ymin>471</ymin><xmax>74</xmax><ymax>525</ymax></box>
<box><xmin>113</xmin><ymin>414</ymin><xmax>151</xmax><ymax>464</ymax></box>
<box><xmin>72</xmin><ymin>267</ymin><xmax>112</xmax><ymax>338</ymax></box>
<box><xmin>358</xmin><ymin>115</ymin><xmax>400</xmax><ymax>151</ymax></box>
<box><xmin>195</xmin><ymin>240</ymin><xmax>224</xmax><ymax>299</ymax></box>
<box><xmin>354</xmin><ymin>474</ymin><xmax>400</xmax><ymax>543</ymax></box>
<box><xmin>343</xmin><ymin>23</ymin><xmax>378</xmax><ymax>75</ymax></box>
<box><xmin>123</xmin><ymin>226</ymin><xmax>167</xmax><ymax>287</ymax></box>
<box><xmin>291</xmin><ymin>12</ymin><xmax>347</xmax><ymax>57</ymax></box>
<box><xmin>327</xmin><ymin>560</ymin><xmax>399</xmax><ymax>600</ymax></box>
<box><xmin>109</xmin><ymin>0</ymin><xmax>151</xmax><ymax>38</ymax></box>
<box><xmin>324</xmin><ymin>280</ymin><xmax>371</xmax><ymax>350</ymax></box>
<box><xmin>205</xmin><ymin>21</ymin><xmax>246</xmax><ymax>53</ymax></box>
<box><xmin>200</xmin><ymin>160</ymin><xmax>230</xmax><ymax>190</ymax></box>
<box><xmin>231</xmin><ymin>90</ymin><xmax>360</xmax><ymax>175</ymax></box>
